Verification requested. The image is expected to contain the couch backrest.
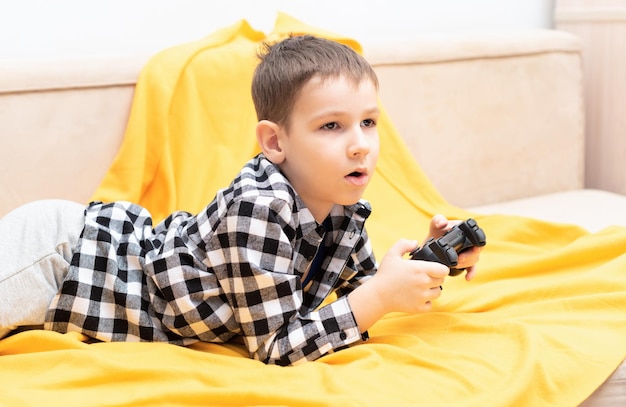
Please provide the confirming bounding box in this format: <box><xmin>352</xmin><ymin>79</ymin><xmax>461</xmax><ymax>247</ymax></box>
<box><xmin>369</xmin><ymin>29</ymin><xmax>584</xmax><ymax>207</ymax></box>
<box><xmin>0</xmin><ymin>29</ymin><xmax>584</xmax><ymax>216</ymax></box>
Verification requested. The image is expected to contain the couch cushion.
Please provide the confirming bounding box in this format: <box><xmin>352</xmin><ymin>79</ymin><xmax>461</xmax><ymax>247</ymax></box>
<box><xmin>367</xmin><ymin>30</ymin><xmax>585</xmax><ymax>207</ymax></box>
<box><xmin>471</xmin><ymin>189</ymin><xmax>626</xmax><ymax>232</ymax></box>
<box><xmin>0</xmin><ymin>58</ymin><xmax>139</xmax><ymax>216</ymax></box>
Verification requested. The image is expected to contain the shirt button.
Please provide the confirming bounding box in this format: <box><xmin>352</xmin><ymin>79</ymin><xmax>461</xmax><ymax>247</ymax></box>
<box><xmin>339</xmin><ymin>331</ymin><xmax>347</xmax><ymax>340</ymax></box>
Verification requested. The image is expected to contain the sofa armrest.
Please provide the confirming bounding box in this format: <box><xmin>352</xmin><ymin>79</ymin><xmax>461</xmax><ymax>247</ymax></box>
<box><xmin>0</xmin><ymin>57</ymin><xmax>142</xmax><ymax>216</ymax></box>
<box><xmin>367</xmin><ymin>30</ymin><xmax>584</xmax><ymax>208</ymax></box>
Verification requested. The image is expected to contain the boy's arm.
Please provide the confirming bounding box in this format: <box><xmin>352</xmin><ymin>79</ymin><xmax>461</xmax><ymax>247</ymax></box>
<box><xmin>214</xmin><ymin>198</ymin><xmax>366</xmax><ymax>365</ymax></box>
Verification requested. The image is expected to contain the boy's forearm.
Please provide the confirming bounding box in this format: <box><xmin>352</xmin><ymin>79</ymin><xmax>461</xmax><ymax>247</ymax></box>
<box><xmin>347</xmin><ymin>280</ymin><xmax>389</xmax><ymax>332</ymax></box>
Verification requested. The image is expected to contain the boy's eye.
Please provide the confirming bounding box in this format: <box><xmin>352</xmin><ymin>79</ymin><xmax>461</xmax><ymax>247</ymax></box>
<box><xmin>361</xmin><ymin>119</ymin><xmax>376</xmax><ymax>128</ymax></box>
<box><xmin>321</xmin><ymin>122</ymin><xmax>339</xmax><ymax>131</ymax></box>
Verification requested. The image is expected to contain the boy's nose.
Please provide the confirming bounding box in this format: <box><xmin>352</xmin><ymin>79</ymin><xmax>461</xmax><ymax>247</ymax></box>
<box><xmin>348</xmin><ymin>128</ymin><xmax>371</xmax><ymax>157</ymax></box>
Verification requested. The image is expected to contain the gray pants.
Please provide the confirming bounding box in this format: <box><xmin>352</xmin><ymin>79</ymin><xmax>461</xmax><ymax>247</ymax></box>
<box><xmin>0</xmin><ymin>200</ymin><xmax>85</xmax><ymax>338</ymax></box>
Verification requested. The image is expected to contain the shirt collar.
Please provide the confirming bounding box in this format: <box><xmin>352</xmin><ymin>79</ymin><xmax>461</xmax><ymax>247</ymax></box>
<box><xmin>256</xmin><ymin>153</ymin><xmax>372</xmax><ymax>239</ymax></box>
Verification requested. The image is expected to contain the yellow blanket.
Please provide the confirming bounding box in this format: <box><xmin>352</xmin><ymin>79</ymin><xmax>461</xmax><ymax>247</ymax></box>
<box><xmin>2</xmin><ymin>13</ymin><xmax>626</xmax><ymax>406</ymax></box>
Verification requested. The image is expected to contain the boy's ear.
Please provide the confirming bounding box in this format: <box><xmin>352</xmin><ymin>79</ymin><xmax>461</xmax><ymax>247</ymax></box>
<box><xmin>256</xmin><ymin>120</ymin><xmax>285</xmax><ymax>164</ymax></box>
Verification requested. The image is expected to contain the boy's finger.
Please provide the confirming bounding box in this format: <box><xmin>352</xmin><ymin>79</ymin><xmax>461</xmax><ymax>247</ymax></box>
<box><xmin>390</xmin><ymin>239</ymin><xmax>420</xmax><ymax>256</ymax></box>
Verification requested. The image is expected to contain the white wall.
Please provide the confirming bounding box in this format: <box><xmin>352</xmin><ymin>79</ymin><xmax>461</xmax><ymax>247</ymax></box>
<box><xmin>0</xmin><ymin>0</ymin><xmax>555</xmax><ymax>59</ymax></box>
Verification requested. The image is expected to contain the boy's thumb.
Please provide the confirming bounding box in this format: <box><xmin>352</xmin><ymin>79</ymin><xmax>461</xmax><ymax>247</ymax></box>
<box><xmin>389</xmin><ymin>239</ymin><xmax>420</xmax><ymax>257</ymax></box>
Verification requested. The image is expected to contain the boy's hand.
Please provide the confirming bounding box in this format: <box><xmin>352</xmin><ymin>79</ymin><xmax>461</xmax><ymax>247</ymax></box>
<box><xmin>424</xmin><ymin>214</ymin><xmax>483</xmax><ymax>281</ymax></box>
<box><xmin>348</xmin><ymin>239</ymin><xmax>448</xmax><ymax>331</ymax></box>
<box><xmin>377</xmin><ymin>238</ymin><xmax>449</xmax><ymax>313</ymax></box>
<box><xmin>348</xmin><ymin>215</ymin><xmax>483</xmax><ymax>332</ymax></box>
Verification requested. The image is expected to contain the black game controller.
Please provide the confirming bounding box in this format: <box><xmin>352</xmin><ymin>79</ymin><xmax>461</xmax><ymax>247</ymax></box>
<box><xmin>409</xmin><ymin>218</ymin><xmax>486</xmax><ymax>276</ymax></box>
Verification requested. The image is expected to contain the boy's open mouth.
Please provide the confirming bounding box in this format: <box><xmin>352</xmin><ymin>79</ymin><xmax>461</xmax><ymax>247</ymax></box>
<box><xmin>345</xmin><ymin>169</ymin><xmax>369</xmax><ymax>186</ymax></box>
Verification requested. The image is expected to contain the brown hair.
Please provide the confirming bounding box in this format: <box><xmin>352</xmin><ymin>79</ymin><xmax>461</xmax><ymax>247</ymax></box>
<box><xmin>251</xmin><ymin>35</ymin><xmax>379</xmax><ymax>126</ymax></box>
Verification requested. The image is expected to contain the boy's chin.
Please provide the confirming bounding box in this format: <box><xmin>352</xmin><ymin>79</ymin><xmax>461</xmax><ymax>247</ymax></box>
<box><xmin>336</xmin><ymin>195</ymin><xmax>365</xmax><ymax>207</ymax></box>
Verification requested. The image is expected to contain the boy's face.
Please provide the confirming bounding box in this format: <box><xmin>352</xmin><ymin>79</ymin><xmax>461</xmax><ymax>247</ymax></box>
<box><xmin>276</xmin><ymin>74</ymin><xmax>380</xmax><ymax>222</ymax></box>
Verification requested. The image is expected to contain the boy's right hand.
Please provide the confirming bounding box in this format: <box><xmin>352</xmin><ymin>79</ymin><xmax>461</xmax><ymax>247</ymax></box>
<box><xmin>348</xmin><ymin>239</ymin><xmax>448</xmax><ymax>332</ymax></box>
<box><xmin>373</xmin><ymin>238</ymin><xmax>448</xmax><ymax>314</ymax></box>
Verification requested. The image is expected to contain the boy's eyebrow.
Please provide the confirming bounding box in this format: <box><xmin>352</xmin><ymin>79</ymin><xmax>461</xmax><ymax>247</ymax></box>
<box><xmin>312</xmin><ymin>106</ymin><xmax>380</xmax><ymax>120</ymax></box>
<box><xmin>362</xmin><ymin>106</ymin><xmax>381</xmax><ymax>115</ymax></box>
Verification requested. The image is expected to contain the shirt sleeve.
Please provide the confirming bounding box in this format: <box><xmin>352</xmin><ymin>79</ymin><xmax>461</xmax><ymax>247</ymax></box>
<box><xmin>212</xmin><ymin>196</ymin><xmax>364</xmax><ymax>365</ymax></box>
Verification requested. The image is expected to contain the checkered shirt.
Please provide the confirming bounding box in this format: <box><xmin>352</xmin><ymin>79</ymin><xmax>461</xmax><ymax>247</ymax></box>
<box><xmin>44</xmin><ymin>154</ymin><xmax>377</xmax><ymax>365</ymax></box>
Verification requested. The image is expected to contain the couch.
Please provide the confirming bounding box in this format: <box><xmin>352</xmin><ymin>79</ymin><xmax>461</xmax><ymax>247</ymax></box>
<box><xmin>2</xmin><ymin>27</ymin><xmax>626</xmax><ymax>227</ymax></box>
<box><xmin>1</xmin><ymin>14</ymin><xmax>626</xmax><ymax>406</ymax></box>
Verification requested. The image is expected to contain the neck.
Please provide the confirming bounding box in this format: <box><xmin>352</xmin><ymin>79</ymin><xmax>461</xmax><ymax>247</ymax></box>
<box><xmin>309</xmin><ymin>205</ymin><xmax>333</xmax><ymax>225</ymax></box>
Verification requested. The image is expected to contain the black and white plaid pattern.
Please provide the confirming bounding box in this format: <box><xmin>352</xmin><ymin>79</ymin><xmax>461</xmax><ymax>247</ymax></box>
<box><xmin>45</xmin><ymin>154</ymin><xmax>376</xmax><ymax>365</ymax></box>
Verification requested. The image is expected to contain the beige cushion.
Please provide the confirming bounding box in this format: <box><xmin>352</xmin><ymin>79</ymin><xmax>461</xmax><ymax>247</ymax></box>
<box><xmin>368</xmin><ymin>30</ymin><xmax>585</xmax><ymax>208</ymax></box>
<box><xmin>471</xmin><ymin>189</ymin><xmax>626</xmax><ymax>232</ymax></box>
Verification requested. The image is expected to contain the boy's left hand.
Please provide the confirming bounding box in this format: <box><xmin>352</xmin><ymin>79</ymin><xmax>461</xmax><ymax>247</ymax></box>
<box><xmin>424</xmin><ymin>214</ymin><xmax>483</xmax><ymax>281</ymax></box>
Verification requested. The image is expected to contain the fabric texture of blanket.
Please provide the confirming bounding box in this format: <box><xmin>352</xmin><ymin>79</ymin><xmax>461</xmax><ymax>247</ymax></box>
<box><xmin>2</xmin><ymin>13</ymin><xmax>626</xmax><ymax>407</ymax></box>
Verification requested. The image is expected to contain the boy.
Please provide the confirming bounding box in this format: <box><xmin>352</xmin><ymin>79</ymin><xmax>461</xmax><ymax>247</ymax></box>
<box><xmin>0</xmin><ymin>35</ymin><xmax>480</xmax><ymax>365</ymax></box>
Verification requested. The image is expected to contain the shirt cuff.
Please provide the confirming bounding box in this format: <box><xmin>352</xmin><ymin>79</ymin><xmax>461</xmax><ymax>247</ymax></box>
<box><xmin>318</xmin><ymin>296</ymin><xmax>365</xmax><ymax>348</ymax></box>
